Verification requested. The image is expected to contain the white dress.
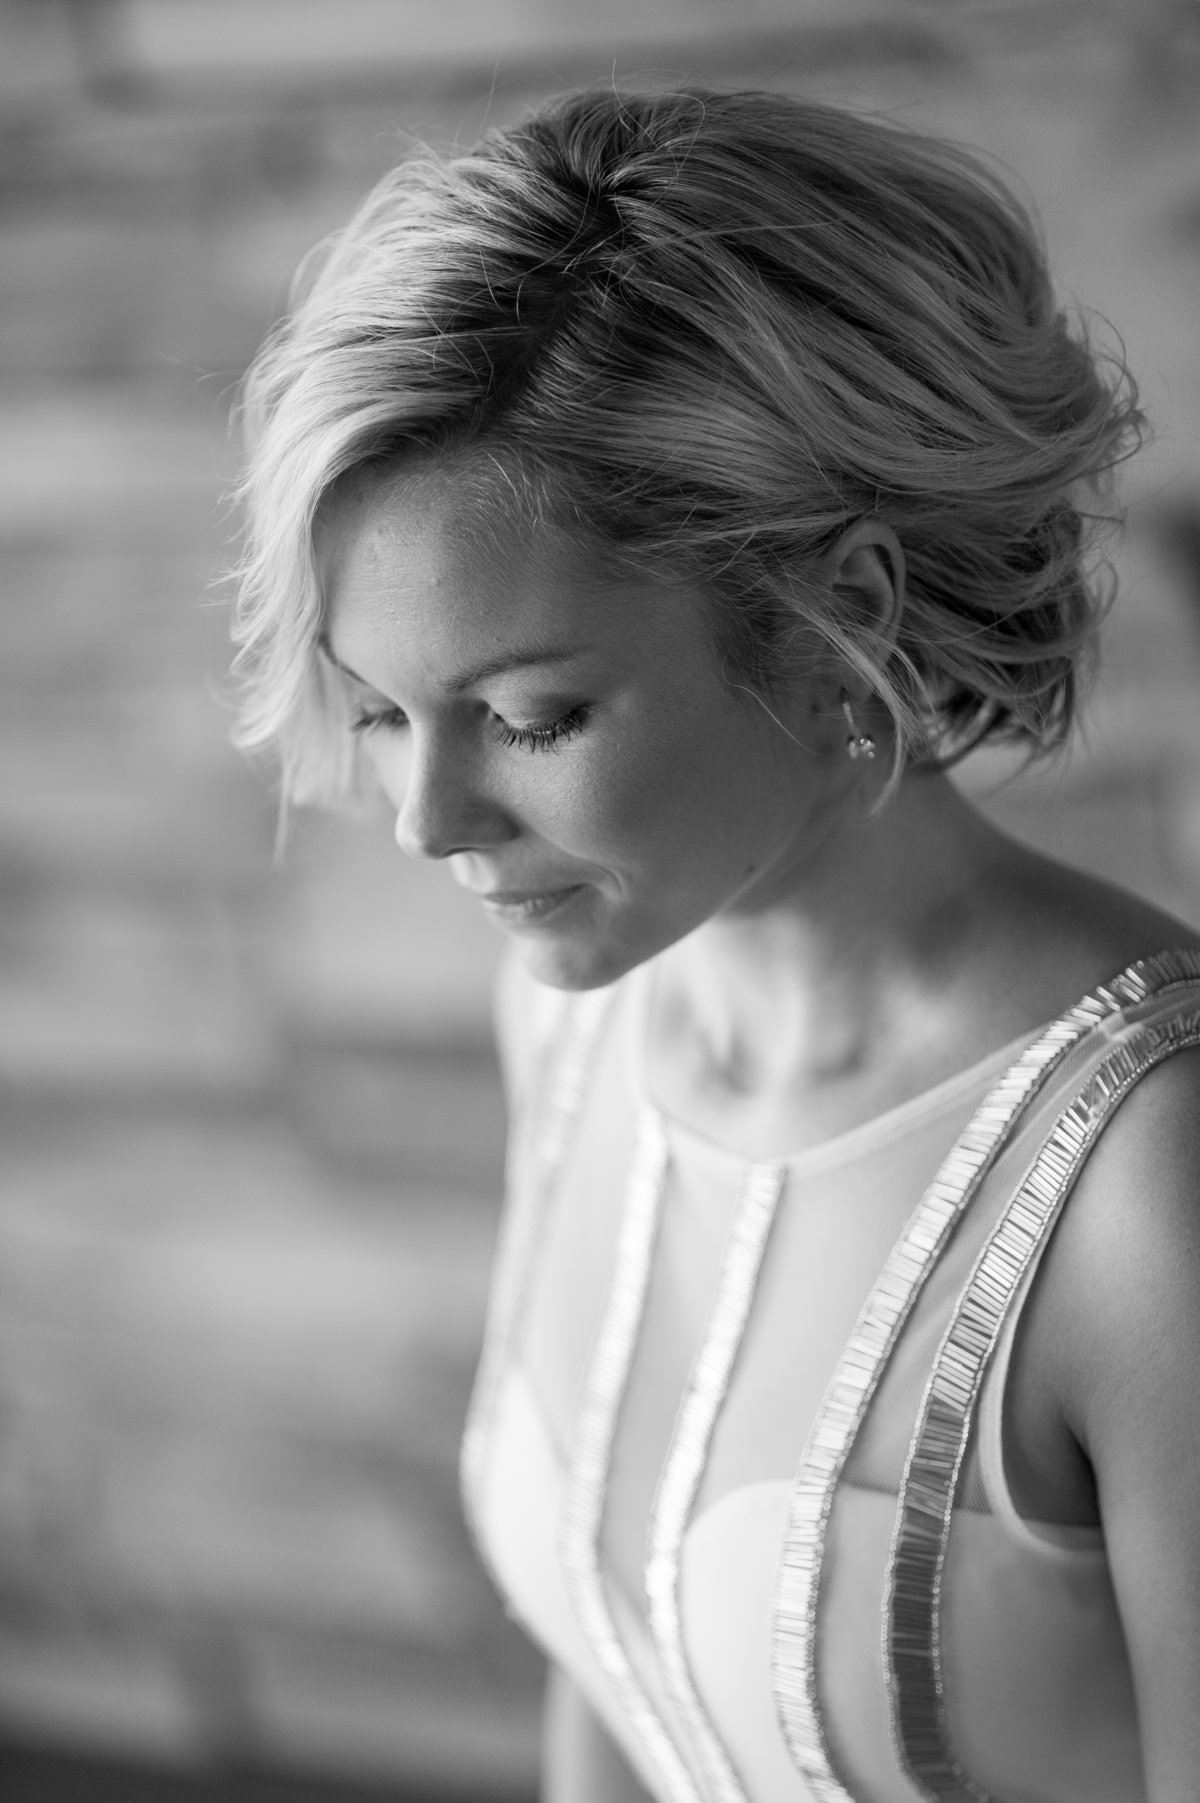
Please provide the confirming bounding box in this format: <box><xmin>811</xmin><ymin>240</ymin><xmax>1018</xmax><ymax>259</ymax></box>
<box><xmin>463</xmin><ymin>948</ymin><xmax>1200</xmax><ymax>1803</ymax></box>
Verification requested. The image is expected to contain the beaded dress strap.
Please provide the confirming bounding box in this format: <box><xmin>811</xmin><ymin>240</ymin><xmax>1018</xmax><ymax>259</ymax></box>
<box><xmin>560</xmin><ymin>1108</ymin><xmax>704</xmax><ymax>1802</ymax></box>
<box><xmin>771</xmin><ymin>948</ymin><xmax>1200</xmax><ymax>1803</ymax></box>
<box><xmin>561</xmin><ymin>1108</ymin><xmax>789</xmax><ymax>1803</ymax></box>
<box><xmin>645</xmin><ymin>1157</ymin><xmax>788</xmax><ymax>1803</ymax></box>
<box><xmin>887</xmin><ymin>976</ymin><xmax>1200</xmax><ymax>1800</ymax></box>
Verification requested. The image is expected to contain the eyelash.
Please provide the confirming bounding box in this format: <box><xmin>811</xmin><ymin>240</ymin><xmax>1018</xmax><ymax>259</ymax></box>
<box><xmin>350</xmin><ymin>704</ymin><xmax>587</xmax><ymax>753</ymax></box>
<box><xmin>350</xmin><ymin>705</ymin><xmax>406</xmax><ymax>736</ymax></box>
<box><xmin>495</xmin><ymin>707</ymin><xmax>587</xmax><ymax>753</ymax></box>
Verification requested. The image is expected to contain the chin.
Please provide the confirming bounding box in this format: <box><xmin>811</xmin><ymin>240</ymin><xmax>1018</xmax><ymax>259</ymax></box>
<box><xmin>515</xmin><ymin>928</ymin><xmax>646</xmax><ymax>994</ymax></box>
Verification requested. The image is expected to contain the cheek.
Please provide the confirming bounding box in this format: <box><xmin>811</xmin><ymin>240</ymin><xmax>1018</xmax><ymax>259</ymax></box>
<box><xmin>529</xmin><ymin>706</ymin><xmax>768</xmax><ymax>866</ymax></box>
<box><xmin>519</xmin><ymin>749</ymin><xmax>652</xmax><ymax>852</ymax></box>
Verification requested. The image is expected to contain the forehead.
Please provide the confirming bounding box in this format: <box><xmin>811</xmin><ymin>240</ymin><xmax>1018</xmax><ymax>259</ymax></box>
<box><xmin>320</xmin><ymin>455</ymin><xmax>538</xmax><ymax>604</ymax></box>
<box><xmin>316</xmin><ymin>456</ymin><xmax>706</xmax><ymax>686</ymax></box>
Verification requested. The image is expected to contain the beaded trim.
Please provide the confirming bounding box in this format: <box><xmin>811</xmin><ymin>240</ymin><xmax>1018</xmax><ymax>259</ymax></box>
<box><xmin>559</xmin><ymin>1108</ymin><xmax>704</xmax><ymax>1803</ymax></box>
<box><xmin>888</xmin><ymin>1001</ymin><xmax>1200</xmax><ymax>1800</ymax></box>
<box><xmin>771</xmin><ymin>950</ymin><xmax>1200</xmax><ymax>1802</ymax></box>
<box><xmin>646</xmin><ymin>1158</ymin><xmax>788</xmax><ymax>1803</ymax></box>
<box><xmin>460</xmin><ymin>986</ymin><xmax>614</xmax><ymax>1596</ymax></box>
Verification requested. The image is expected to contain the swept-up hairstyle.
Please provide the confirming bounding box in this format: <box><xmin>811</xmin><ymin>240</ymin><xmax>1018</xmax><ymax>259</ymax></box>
<box><xmin>232</xmin><ymin>85</ymin><xmax>1142</xmax><ymax>804</ymax></box>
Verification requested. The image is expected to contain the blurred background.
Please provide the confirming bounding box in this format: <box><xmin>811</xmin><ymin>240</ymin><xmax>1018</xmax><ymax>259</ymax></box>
<box><xmin>1</xmin><ymin>0</ymin><xmax>1198</xmax><ymax>1799</ymax></box>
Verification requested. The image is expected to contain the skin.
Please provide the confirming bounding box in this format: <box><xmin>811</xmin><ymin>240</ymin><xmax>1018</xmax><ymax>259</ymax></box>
<box><xmin>319</xmin><ymin>458</ymin><xmax>847</xmax><ymax>996</ymax></box>
<box><xmin>320</xmin><ymin>455</ymin><xmax>1200</xmax><ymax>1802</ymax></box>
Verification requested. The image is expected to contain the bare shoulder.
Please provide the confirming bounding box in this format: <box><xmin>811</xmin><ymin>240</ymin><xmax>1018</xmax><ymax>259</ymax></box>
<box><xmin>981</xmin><ymin>957</ymin><xmax>1200</xmax><ymax>1530</ymax></box>
<box><xmin>1070</xmin><ymin>1037</ymin><xmax>1200</xmax><ymax>1253</ymax></box>
<box><xmin>1041</xmin><ymin>1037</ymin><xmax>1200</xmax><ymax>1444</ymax></box>
<box><xmin>1040</xmin><ymin>1038</ymin><xmax>1200</xmax><ymax>1782</ymax></box>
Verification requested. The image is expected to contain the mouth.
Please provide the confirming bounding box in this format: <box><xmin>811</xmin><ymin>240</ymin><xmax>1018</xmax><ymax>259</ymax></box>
<box><xmin>477</xmin><ymin>884</ymin><xmax>587</xmax><ymax>927</ymax></box>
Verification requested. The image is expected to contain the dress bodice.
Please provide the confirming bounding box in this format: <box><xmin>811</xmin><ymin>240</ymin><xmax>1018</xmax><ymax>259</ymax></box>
<box><xmin>462</xmin><ymin>950</ymin><xmax>1200</xmax><ymax>1803</ymax></box>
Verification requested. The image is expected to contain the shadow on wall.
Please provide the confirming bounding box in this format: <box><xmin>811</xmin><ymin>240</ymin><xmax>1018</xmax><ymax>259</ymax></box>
<box><xmin>0</xmin><ymin>1</ymin><xmax>1198</xmax><ymax>1799</ymax></box>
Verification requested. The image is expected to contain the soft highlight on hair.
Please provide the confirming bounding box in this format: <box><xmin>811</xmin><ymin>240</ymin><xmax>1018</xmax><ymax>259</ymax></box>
<box><xmin>231</xmin><ymin>85</ymin><xmax>1144</xmax><ymax>805</ymax></box>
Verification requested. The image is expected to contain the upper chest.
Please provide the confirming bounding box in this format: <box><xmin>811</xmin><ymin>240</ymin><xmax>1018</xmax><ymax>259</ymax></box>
<box><xmin>515</xmin><ymin>978</ymin><xmax>1129</xmax><ymax>1536</ymax></box>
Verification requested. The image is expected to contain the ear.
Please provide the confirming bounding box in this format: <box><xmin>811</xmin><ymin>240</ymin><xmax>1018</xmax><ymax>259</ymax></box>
<box><xmin>820</xmin><ymin>519</ymin><xmax>905</xmax><ymax>652</ymax></box>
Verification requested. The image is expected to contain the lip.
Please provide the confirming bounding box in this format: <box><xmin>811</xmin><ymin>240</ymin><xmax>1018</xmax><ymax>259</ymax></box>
<box><xmin>477</xmin><ymin>884</ymin><xmax>587</xmax><ymax>927</ymax></box>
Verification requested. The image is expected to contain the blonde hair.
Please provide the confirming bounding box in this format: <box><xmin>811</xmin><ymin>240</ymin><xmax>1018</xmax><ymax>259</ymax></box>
<box><xmin>231</xmin><ymin>85</ymin><xmax>1143</xmax><ymax>804</ymax></box>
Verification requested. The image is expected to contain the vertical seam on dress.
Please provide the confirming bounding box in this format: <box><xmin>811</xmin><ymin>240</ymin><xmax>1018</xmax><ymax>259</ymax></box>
<box><xmin>559</xmin><ymin>1106</ymin><xmax>705</xmax><ymax>1803</ymax></box>
<box><xmin>646</xmin><ymin>1156</ymin><xmax>789</xmax><ymax>1803</ymax></box>
<box><xmin>769</xmin><ymin>949</ymin><xmax>1200</xmax><ymax>1803</ymax></box>
<box><xmin>460</xmin><ymin>985</ymin><xmax>614</xmax><ymax>1609</ymax></box>
<box><xmin>886</xmin><ymin>1004</ymin><xmax>1200</xmax><ymax>1802</ymax></box>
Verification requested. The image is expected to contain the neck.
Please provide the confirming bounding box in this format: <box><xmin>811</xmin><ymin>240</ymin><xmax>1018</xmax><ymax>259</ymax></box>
<box><xmin>658</xmin><ymin>772</ymin><xmax>1005</xmax><ymax>1094</ymax></box>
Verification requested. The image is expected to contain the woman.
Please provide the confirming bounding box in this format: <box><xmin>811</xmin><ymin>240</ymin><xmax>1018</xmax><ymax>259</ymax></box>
<box><xmin>232</xmin><ymin>88</ymin><xmax>1200</xmax><ymax>1803</ymax></box>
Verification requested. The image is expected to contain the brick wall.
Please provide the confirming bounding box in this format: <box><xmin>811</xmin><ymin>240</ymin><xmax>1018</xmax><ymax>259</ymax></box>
<box><xmin>0</xmin><ymin>0</ymin><xmax>1197</xmax><ymax>1792</ymax></box>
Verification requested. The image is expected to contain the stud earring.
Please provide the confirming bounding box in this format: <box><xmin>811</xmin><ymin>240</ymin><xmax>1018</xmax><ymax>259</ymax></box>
<box><xmin>841</xmin><ymin>695</ymin><xmax>877</xmax><ymax>761</ymax></box>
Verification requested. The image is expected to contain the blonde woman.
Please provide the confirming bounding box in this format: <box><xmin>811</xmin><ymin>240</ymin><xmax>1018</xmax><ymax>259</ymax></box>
<box><xmin>233</xmin><ymin>89</ymin><xmax>1200</xmax><ymax>1803</ymax></box>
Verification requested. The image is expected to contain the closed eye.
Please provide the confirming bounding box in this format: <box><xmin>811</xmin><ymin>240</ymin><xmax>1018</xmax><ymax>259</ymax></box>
<box><xmin>350</xmin><ymin>703</ymin><xmax>408</xmax><ymax>735</ymax></box>
<box><xmin>494</xmin><ymin>707</ymin><xmax>588</xmax><ymax>753</ymax></box>
<box><xmin>348</xmin><ymin>699</ymin><xmax>588</xmax><ymax>749</ymax></box>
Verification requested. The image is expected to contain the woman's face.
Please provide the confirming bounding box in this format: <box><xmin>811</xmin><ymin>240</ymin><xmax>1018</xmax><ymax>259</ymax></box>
<box><xmin>318</xmin><ymin>460</ymin><xmax>845</xmax><ymax>990</ymax></box>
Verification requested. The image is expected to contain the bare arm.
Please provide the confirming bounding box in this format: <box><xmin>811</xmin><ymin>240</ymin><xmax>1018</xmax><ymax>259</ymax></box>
<box><xmin>1054</xmin><ymin>1049</ymin><xmax>1200</xmax><ymax>1801</ymax></box>
<box><xmin>542</xmin><ymin>1666</ymin><xmax>656</xmax><ymax>1803</ymax></box>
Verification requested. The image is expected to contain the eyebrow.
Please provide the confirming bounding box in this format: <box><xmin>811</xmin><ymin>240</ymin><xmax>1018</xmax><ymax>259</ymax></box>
<box><xmin>317</xmin><ymin>635</ymin><xmax>590</xmax><ymax>694</ymax></box>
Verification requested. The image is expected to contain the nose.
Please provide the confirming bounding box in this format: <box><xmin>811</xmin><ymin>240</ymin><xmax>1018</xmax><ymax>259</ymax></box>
<box><xmin>389</xmin><ymin>730</ymin><xmax>513</xmax><ymax>862</ymax></box>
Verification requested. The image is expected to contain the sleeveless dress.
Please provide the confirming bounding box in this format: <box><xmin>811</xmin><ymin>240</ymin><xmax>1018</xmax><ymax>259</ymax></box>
<box><xmin>462</xmin><ymin>948</ymin><xmax>1200</xmax><ymax>1803</ymax></box>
